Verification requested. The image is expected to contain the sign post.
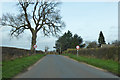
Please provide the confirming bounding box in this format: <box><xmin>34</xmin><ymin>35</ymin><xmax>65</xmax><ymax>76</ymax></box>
<box><xmin>76</xmin><ymin>45</ymin><xmax>80</xmax><ymax>57</ymax></box>
<box><xmin>33</xmin><ymin>44</ymin><xmax>37</xmax><ymax>54</ymax></box>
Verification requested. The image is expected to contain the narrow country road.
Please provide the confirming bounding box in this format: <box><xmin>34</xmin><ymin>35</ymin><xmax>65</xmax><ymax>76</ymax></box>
<box><xmin>16</xmin><ymin>55</ymin><xmax>118</xmax><ymax>78</ymax></box>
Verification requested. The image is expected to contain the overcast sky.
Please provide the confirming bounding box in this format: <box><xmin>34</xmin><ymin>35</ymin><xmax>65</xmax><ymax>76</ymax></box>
<box><xmin>0</xmin><ymin>1</ymin><xmax>118</xmax><ymax>51</ymax></box>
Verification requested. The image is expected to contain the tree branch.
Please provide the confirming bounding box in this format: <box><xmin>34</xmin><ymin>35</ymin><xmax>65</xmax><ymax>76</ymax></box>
<box><xmin>33</xmin><ymin>2</ymin><xmax>38</xmax><ymax>25</ymax></box>
<box><xmin>19</xmin><ymin>2</ymin><xmax>33</xmax><ymax>32</ymax></box>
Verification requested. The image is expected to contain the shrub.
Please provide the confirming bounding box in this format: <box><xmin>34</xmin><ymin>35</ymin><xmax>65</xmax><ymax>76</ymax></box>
<box><xmin>2</xmin><ymin>47</ymin><xmax>44</xmax><ymax>61</ymax></box>
<box><xmin>63</xmin><ymin>47</ymin><xmax>119</xmax><ymax>62</ymax></box>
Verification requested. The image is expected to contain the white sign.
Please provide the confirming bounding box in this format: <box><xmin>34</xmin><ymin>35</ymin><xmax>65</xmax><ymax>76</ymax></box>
<box><xmin>76</xmin><ymin>45</ymin><xmax>80</xmax><ymax>49</ymax></box>
<box><xmin>33</xmin><ymin>44</ymin><xmax>37</xmax><ymax>48</ymax></box>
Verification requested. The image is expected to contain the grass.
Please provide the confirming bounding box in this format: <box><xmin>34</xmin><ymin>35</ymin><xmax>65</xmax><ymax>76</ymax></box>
<box><xmin>0</xmin><ymin>61</ymin><xmax>2</xmax><ymax>79</ymax></box>
<box><xmin>62</xmin><ymin>53</ymin><xmax>119</xmax><ymax>76</ymax></box>
<box><xmin>2</xmin><ymin>54</ymin><xmax>45</xmax><ymax>78</ymax></box>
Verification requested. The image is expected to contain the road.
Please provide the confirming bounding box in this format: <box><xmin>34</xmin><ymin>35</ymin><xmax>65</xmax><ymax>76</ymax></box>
<box><xmin>16</xmin><ymin>55</ymin><xmax>118</xmax><ymax>78</ymax></box>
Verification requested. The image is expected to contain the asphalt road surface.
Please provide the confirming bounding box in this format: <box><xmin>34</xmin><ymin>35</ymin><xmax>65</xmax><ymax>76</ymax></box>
<box><xmin>17</xmin><ymin>55</ymin><xmax>119</xmax><ymax>78</ymax></box>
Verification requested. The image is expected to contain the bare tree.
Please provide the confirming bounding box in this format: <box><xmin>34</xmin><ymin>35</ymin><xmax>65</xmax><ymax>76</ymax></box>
<box><xmin>1</xmin><ymin>0</ymin><xmax>65</xmax><ymax>54</ymax></box>
<box><xmin>87</xmin><ymin>41</ymin><xmax>98</xmax><ymax>48</ymax></box>
<box><xmin>112</xmin><ymin>40</ymin><xmax>120</xmax><ymax>46</ymax></box>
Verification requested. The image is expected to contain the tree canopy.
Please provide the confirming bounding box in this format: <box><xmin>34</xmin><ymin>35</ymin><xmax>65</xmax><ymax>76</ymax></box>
<box><xmin>55</xmin><ymin>30</ymin><xmax>83</xmax><ymax>53</ymax></box>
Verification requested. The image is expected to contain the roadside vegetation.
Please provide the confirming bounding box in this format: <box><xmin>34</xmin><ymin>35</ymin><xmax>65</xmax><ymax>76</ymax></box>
<box><xmin>2</xmin><ymin>47</ymin><xmax>44</xmax><ymax>61</ymax></box>
<box><xmin>55</xmin><ymin>30</ymin><xmax>85</xmax><ymax>53</ymax></box>
<box><xmin>64</xmin><ymin>47</ymin><xmax>119</xmax><ymax>62</ymax></box>
<box><xmin>2</xmin><ymin>54</ymin><xmax>45</xmax><ymax>78</ymax></box>
<box><xmin>55</xmin><ymin>30</ymin><xmax>119</xmax><ymax>76</ymax></box>
<box><xmin>62</xmin><ymin>53</ymin><xmax>119</xmax><ymax>76</ymax></box>
<box><xmin>0</xmin><ymin>62</ymin><xmax>2</xmax><ymax>79</ymax></box>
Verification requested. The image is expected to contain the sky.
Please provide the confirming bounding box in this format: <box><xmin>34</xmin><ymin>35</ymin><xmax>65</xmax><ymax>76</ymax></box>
<box><xmin>0</xmin><ymin>1</ymin><xmax>118</xmax><ymax>51</ymax></box>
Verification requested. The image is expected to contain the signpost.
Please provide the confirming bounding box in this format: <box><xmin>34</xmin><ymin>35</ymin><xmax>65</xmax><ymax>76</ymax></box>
<box><xmin>76</xmin><ymin>45</ymin><xmax>80</xmax><ymax>57</ymax></box>
<box><xmin>33</xmin><ymin>44</ymin><xmax>37</xmax><ymax>54</ymax></box>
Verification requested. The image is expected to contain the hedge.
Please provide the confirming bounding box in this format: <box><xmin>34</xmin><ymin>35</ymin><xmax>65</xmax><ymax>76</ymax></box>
<box><xmin>63</xmin><ymin>47</ymin><xmax>119</xmax><ymax>62</ymax></box>
<box><xmin>1</xmin><ymin>47</ymin><xmax>44</xmax><ymax>61</ymax></box>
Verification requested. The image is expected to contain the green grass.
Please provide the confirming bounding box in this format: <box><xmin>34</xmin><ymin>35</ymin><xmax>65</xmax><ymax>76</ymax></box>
<box><xmin>2</xmin><ymin>54</ymin><xmax>45</xmax><ymax>78</ymax></box>
<box><xmin>0</xmin><ymin>65</ymin><xmax>1</xmax><ymax>79</ymax></box>
<box><xmin>62</xmin><ymin>53</ymin><xmax>119</xmax><ymax>76</ymax></box>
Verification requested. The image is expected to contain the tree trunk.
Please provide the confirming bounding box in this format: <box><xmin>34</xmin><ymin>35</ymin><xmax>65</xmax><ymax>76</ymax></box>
<box><xmin>31</xmin><ymin>31</ymin><xmax>37</xmax><ymax>54</ymax></box>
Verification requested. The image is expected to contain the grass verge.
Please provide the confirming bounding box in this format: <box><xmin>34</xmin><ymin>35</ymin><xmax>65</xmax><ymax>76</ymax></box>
<box><xmin>2</xmin><ymin>54</ymin><xmax>45</xmax><ymax>78</ymax></box>
<box><xmin>62</xmin><ymin>53</ymin><xmax>119</xmax><ymax>76</ymax></box>
<box><xmin>0</xmin><ymin>64</ymin><xmax>2</xmax><ymax>79</ymax></box>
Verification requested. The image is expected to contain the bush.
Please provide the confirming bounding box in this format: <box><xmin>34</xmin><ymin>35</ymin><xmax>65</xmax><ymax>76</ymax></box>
<box><xmin>2</xmin><ymin>47</ymin><xmax>44</xmax><ymax>61</ymax></box>
<box><xmin>63</xmin><ymin>47</ymin><xmax>119</xmax><ymax>62</ymax></box>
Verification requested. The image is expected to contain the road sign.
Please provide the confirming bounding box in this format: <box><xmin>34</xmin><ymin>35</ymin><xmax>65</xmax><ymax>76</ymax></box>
<box><xmin>76</xmin><ymin>45</ymin><xmax>80</xmax><ymax>57</ymax></box>
<box><xmin>33</xmin><ymin>44</ymin><xmax>37</xmax><ymax>48</ymax></box>
<box><xmin>76</xmin><ymin>45</ymin><xmax>80</xmax><ymax>50</ymax></box>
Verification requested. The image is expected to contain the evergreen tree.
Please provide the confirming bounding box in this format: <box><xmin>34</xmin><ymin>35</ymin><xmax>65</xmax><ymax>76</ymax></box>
<box><xmin>55</xmin><ymin>30</ymin><xmax>83</xmax><ymax>53</ymax></box>
<box><xmin>98</xmin><ymin>31</ymin><xmax>106</xmax><ymax>45</ymax></box>
<box><xmin>71</xmin><ymin>34</ymin><xmax>83</xmax><ymax>48</ymax></box>
<box><xmin>55</xmin><ymin>30</ymin><xmax>72</xmax><ymax>52</ymax></box>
